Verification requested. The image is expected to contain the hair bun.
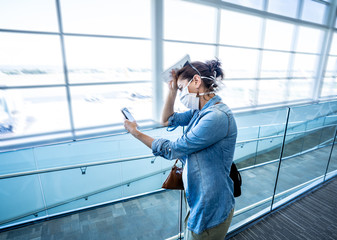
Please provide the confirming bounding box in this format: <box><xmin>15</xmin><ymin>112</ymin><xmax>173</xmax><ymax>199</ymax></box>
<box><xmin>206</xmin><ymin>59</ymin><xmax>223</xmax><ymax>79</ymax></box>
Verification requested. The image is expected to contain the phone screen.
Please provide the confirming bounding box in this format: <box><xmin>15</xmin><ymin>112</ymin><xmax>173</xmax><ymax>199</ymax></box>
<box><xmin>121</xmin><ymin>108</ymin><xmax>135</xmax><ymax>121</ymax></box>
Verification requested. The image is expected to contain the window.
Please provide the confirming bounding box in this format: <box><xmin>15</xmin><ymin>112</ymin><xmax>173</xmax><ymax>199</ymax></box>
<box><xmin>0</xmin><ymin>0</ymin><xmax>58</xmax><ymax>32</ymax></box>
<box><xmin>0</xmin><ymin>33</ymin><xmax>64</xmax><ymax>86</ymax></box>
<box><xmin>264</xmin><ymin>20</ymin><xmax>294</xmax><ymax>51</ymax></box>
<box><xmin>220</xmin><ymin>10</ymin><xmax>262</xmax><ymax>48</ymax></box>
<box><xmin>296</xmin><ymin>27</ymin><xmax>323</xmax><ymax>53</ymax></box>
<box><xmin>268</xmin><ymin>0</ymin><xmax>299</xmax><ymax>18</ymax></box>
<box><xmin>301</xmin><ymin>0</ymin><xmax>327</xmax><ymax>25</ymax></box>
<box><xmin>221</xmin><ymin>0</ymin><xmax>264</xmax><ymax>10</ymax></box>
<box><xmin>60</xmin><ymin>0</ymin><xmax>151</xmax><ymax>38</ymax></box>
<box><xmin>260</xmin><ymin>51</ymin><xmax>290</xmax><ymax>78</ymax></box>
<box><xmin>164</xmin><ymin>0</ymin><xmax>217</xmax><ymax>43</ymax></box>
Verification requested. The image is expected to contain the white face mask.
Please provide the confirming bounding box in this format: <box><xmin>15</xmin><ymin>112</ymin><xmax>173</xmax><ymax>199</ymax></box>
<box><xmin>179</xmin><ymin>79</ymin><xmax>199</xmax><ymax>110</ymax></box>
<box><xmin>179</xmin><ymin>79</ymin><xmax>215</xmax><ymax>110</ymax></box>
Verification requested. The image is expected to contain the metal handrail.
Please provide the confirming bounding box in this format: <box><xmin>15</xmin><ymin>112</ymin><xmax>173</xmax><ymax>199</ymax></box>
<box><xmin>1</xmin><ymin>122</ymin><xmax>336</xmax><ymax>181</ymax></box>
<box><xmin>0</xmin><ymin>154</ymin><xmax>154</xmax><ymax>180</ymax></box>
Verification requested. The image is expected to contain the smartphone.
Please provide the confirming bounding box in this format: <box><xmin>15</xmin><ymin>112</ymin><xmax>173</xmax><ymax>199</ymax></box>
<box><xmin>121</xmin><ymin>107</ymin><xmax>135</xmax><ymax>121</ymax></box>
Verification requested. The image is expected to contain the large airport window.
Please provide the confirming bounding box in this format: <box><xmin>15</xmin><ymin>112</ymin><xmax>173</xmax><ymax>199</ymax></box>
<box><xmin>220</xmin><ymin>10</ymin><xmax>262</xmax><ymax>48</ymax></box>
<box><xmin>164</xmin><ymin>0</ymin><xmax>217</xmax><ymax>43</ymax></box>
<box><xmin>292</xmin><ymin>54</ymin><xmax>319</xmax><ymax>78</ymax></box>
<box><xmin>70</xmin><ymin>83</ymin><xmax>152</xmax><ymax>130</ymax></box>
<box><xmin>0</xmin><ymin>0</ymin><xmax>58</xmax><ymax>32</ymax></box>
<box><xmin>260</xmin><ymin>51</ymin><xmax>290</xmax><ymax>78</ymax></box>
<box><xmin>0</xmin><ymin>33</ymin><xmax>64</xmax><ymax>86</ymax></box>
<box><xmin>218</xmin><ymin>47</ymin><xmax>259</xmax><ymax>79</ymax></box>
<box><xmin>264</xmin><ymin>20</ymin><xmax>294</xmax><ymax>51</ymax></box>
<box><xmin>64</xmin><ymin>36</ymin><xmax>151</xmax><ymax>84</ymax></box>
<box><xmin>296</xmin><ymin>27</ymin><xmax>323</xmax><ymax>53</ymax></box>
<box><xmin>0</xmin><ymin>88</ymin><xmax>71</xmax><ymax>137</ymax></box>
<box><xmin>301</xmin><ymin>0</ymin><xmax>327</xmax><ymax>25</ymax></box>
<box><xmin>60</xmin><ymin>0</ymin><xmax>151</xmax><ymax>38</ymax></box>
<box><xmin>267</xmin><ymin>0</ymin><xmax>299</xmax><ymax>18</ymax></box>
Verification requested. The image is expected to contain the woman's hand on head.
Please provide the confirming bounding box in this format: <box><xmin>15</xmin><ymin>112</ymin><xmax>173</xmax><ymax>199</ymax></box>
<box><xmin>123</xmin><ymin>119</ymin><xmax>138</xmax><ymax>136</ymax></box>
<box><xmin>168</xmin><ymin>69</ymin><xmax>178</xmax><ymax>92</ymax></box>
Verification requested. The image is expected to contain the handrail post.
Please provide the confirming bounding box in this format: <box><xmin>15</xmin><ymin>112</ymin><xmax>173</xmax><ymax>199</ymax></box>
<box><xmin>323</xmin><ymin>126</ymin><xmax>337</xmax><ymax>181</ymax></box>
<box><xmin>271</xmin><ymin>107</ymin><xmax>291</xmax><ymax>210</ymax></box>
<box><xmin>178</xmin><ymin>190</ymin><xmax>184</xmax><ymax>239</ymax></box>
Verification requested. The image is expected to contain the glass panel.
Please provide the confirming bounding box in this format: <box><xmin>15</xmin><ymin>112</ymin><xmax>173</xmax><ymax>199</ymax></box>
<box><xmin>0</xmin><ymin>0</ymin><xmax>58</xmax><ymax>31</ymax></box>
<box><xmin>0</xmin><ymin>175</ymin><xmax>46</xmax><ymax>227</ymax></box>
<box><xmin>60</xmin><ymin>0</ymin><xmax>151</xmax><ymax>38</ymax></box>
<box><xmin>70</xmin><ymin>83</ymin><xmax>152</xmax><ymax>129</ymax></box>
<box><xmin>257</xmin><ymin>79</ymin><xmax>287</xmax><ymax>105</ymax></box>
<box><xmin>231</xmin><ymin>161</ymin><xmax>279</xmax><ymax>227</ymax></box>
<box><xmin>288</xmin><ymin>79</ymin><xmax>313</xmax><ymax>101</ymax></box>
<box><xmin>0</xmin><ymin>149</ymin><xmax>36</xmax><ymax>175</ymax></box>
<box><xmin>218</xmin><ymin>47</ymin><xmax>259</xmax><ymax>79</ymax></box>
<box><xmin>0</xmin><ymin>88</ymin><xmax>71</xmax><ymax>138</ymax></box>
<box><xmin>273</xmin><ymin>102</ymin><xmax>337</xmax><ymax>206</ymax></box>
<box><xmin>327</xmin><ymin>134</ymin><xmax>337</xmax><ymax>177</ymax></box>
<box><xmin>301</xmin><ymin>0</ymin><xmax>327</xmax><ymax>25</ymax></box>
<box><xmin>329</xmin><ymin>33</ymin><xmax>337</xmax><ymax>55</ymax></box>
<box><xmin>164</xmin><ymin>0</ymin><xmax>216</xmax><ymax>43</ymax></box>
<box><xmin>234</xmin><ymin>108</ymin><xmax>288</xmax><ymax>169</ymax></box>
<box><xmin>264</xmin><ymin>20</ymin><xmax>294</xmax><ymax>51</ymax></box>
<box><xmin>220</xmin><ymin>10</ymin><xmax>262</xmax><ymax>48</ymax></box>
<box><xmin>218</xmin><ymin>80</ymin><xmax>256</xmax><ymax>108</ymax></box>
<box><xmin>164</xmin><ymin>42</ymin><xmax>216</xmax><ymax>69</ymax></box>
<box><xmin>321</xmin><ymin>77</ymin><xmax>337</xmax><ymax>97</ymax></box>
<box><xmin>296</xmin><ymin>27</ymin><xmax>323</xmax><ymax>53</ymax></box>
<box><xmin>267</xmin><ymin>0</ymin><xmax>299</xmax><ymax>18</ymax></box>
<box><xmin>260</xmin><ymin>51</ymin><xmax>290</xmax><ymax>78</ymax></box>
<box><xmin>0</xmin><ymin>33</ymin><xmax>64</xmax><ymax>86</ymax></box>
<box><xmin>64</xmin><ymin>36</ymin><xmax>151</xmax><ymax>84</ymax></box>
<box><xmin>255</xmin><ymin>136</ymin><xmax>283</xmax><ymax>165</ymax></box>
<box><xmin>221</xmin><ymin>0</ymin><xmax>264</xmax><ymax>10</ymax></box>
<box><xmin>292</xmin><ymin>54</ymin><xmax>318</xmax><ymax>78</ymax></box>
<box><xmin>325</xmin><ymin>56</ymin><xmax>337</xmax><ymax>77</ymax></box>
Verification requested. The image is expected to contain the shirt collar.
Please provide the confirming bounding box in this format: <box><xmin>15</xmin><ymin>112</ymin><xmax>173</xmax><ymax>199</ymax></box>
<box><xmin>200</xmin><ymin>95</ymin><xmax>222</xmax><ymax>111</ymax></box>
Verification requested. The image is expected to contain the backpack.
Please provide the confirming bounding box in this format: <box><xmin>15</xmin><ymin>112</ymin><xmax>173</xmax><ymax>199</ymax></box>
<box><xmin>230</xmin><ymin>163</ymin><xmax>242</xmax><ymax>197</ymax></box>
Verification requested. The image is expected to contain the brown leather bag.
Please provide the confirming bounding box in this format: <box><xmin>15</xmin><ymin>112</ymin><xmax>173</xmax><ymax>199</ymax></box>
<box><xmin>162</xmin><ymin>159</ymin><xmax>184</xmax><ymax>190</ymax></box>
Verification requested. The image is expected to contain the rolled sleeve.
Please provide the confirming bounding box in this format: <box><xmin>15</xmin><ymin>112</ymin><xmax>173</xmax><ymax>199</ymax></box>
<box><xmin>152</xmin><ymin>110</ymin><xmax>229</xmax><ymax>160</ymax></box>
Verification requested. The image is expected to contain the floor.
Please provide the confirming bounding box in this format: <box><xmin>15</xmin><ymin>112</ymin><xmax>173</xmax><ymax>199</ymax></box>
<box><xmin>228</xmin><ymin>176</ymin><xmax>337</xmax><ymax>240</ymax></box>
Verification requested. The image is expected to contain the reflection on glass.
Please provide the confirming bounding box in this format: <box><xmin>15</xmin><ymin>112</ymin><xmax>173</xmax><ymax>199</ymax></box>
<box><xmin>0</xmin><ymin>33</ymin><xmax>64</xmax><ymax>86</ymax></box>
<box><xmin>218</xmin><ymin>80</ymin><xmax>256</xmax><ymax>108</ymax></box>
<box><xmin>321</xmin><ymin>77</ymin><xmax>337</xmax><ymax>97</ymax></box>
<box><xmin>0</xmin><ymin>88</ymin><xmax>71</xmax><ymax>138</ymax></box>
<box><xmin>327</xmin><ymin>139</ymin><xmax>337</xmax><ymax>175</ymax></box>
<box><xmin>288</xmin><ymin>79</ymin><xmax>313</xmax><ymax>101</ymax></box>
<box><xmin>70</xmin><ymin>83</ymin><xmax>152</xmax><ymax>129</ymax></box>
<box><xmin>301</xmin><ymin>0</ymin><xmax>327</xmax><ymax>25</ymax></box>
<box><xmin>257</xmin><ymin>79</ymin><xmax>287</xmax><ymax>105</ymax></box>
<box><xmin>219</xmin><ymin>47</ymin><xmax>259</xmax><ymax>79</ymax></box>
<box><xmin>264</xmin><ymin>20</ymin><xmax>294</xmax><ymax>51</ymax></box>
<box><xmin>164</xmin><ymin>0</ymin><xmax>216</xmax><ymax>43</ymax></box>
<box><xmin>163</xmin><ymin>42</ymin><xmax>216</xmax><ymax>69</ymax></box>
<box><xmin>220</xmin><ymin>10</ymin><xmax>262</xmax><ymax>48</ymax></box>
<box><xmin>64</xmin><ymin>36</ymin><xmax>151</xmax><ymax>83</ymax></box>
<box><xmin>329</xmin><ymin>33</ymin><xmax>337</xmax><ymax>55</ymax></box>
<box><xmin>267</xmin><ymin>0</ymin><xmax>299</xmax><ymax>18</ymax></box>
<box><xmin>296</xmin><ymin>27</ymin><xmax>323</xmax><ymax>53</ymax></box>
<box><xmin>0</xmin><ymin>0</ymin><xmax>58</xmax><ymax>31</ymax></box>
<box><xmin>221</xmin><ymin>0</ymin><xmax>264</xmax><ymax>10</ymax></box>
<box><xmin>60</xmin><ymin>0</ymin><xmax>151</xmax><ymax>38</ymax></box>
<box><xmin>325</xmin><ymin>56</ymin><xmax>337</xmax><ymax>77</ymax></box>
<box><xmin>260</xmin><ymin>51</ymin><xmax>290</xmax><ymax>78</ymax></box>
<box><xmin>292</xmin><ymin>54</ymin><xmax>318</xmax><ymax>78</ymax></box>
<box><xmin>255</xmin><ymin>136</ymin><xmax>283</xmax><ymax>165</ymax></box>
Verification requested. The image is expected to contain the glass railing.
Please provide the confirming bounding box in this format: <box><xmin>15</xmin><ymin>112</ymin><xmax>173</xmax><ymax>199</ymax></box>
<box><xmin>0</xmin><ymin>100</ymin><xmax>337</xmax><ymax>239</ymax></box>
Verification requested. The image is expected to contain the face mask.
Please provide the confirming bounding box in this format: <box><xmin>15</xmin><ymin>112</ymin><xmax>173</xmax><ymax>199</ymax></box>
<box><xmin>179</xmin><ymin>79</ymin><xmax>199</xmax><ymax>110</ymax></box>
<box><xmin>179</xmin><ymin>79</ymin><xmax>215</xmax><ymax>110</ymax></box>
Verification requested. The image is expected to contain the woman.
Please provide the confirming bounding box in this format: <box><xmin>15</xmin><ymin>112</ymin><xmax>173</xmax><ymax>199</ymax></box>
<box><xmin>123</xmin><ymin>59</ymin><xmax>237</xmax><ymax>239</ymax></box>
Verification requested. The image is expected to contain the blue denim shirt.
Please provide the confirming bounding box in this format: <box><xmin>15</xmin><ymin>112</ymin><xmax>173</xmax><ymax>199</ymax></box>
<box><xmin>151</xmin><ymin>95</ymin><xmax>237</xmax><ymax>234</ymax></box>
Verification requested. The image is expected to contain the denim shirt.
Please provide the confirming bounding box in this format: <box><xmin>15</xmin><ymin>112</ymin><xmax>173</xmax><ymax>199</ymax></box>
<box><xmin>151</xmin><ymin>95</ymin><xmax>237</xmax><ymax>234</ymax></box>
